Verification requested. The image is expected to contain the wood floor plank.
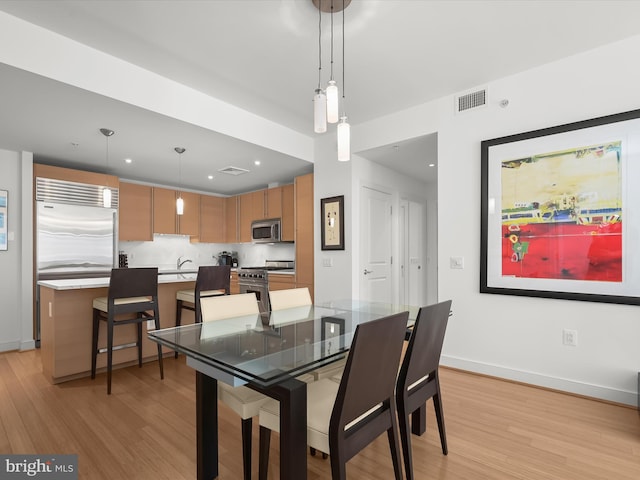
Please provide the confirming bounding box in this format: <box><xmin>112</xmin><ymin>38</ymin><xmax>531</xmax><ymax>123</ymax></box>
<box><xmin>0</xmin><ymin>350</ymin><xmax>638</xmax><ymax>479</ymax></box>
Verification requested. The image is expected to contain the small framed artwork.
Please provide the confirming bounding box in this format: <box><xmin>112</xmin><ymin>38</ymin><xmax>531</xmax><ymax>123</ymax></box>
<box><xmin>321</xmin><ymin>195</ymin><xmax>344</xmax><ymax>250</ymax></box>
<box><xmin>481</xmin><ymin>108</ymin><xmax>640</xmax><ymax>305</ymax></box>
<box><xmin>0</xmin><ymin>190</ymin><xmax>7</xmax><ymax>251</ymax></box>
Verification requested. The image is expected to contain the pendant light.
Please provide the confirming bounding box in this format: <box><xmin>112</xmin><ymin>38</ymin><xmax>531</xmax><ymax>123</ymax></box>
<box><xmin>175</xmin><ymin>147</ymin><xmax>185</xmax><ymax>215</ymax></box>
<box><xmin>313</xmin><ymin>3</ymin><xmax>327</xmax><ymax>133</ymax></box>
<box><xmin>337</xmin><ymin>0</ymin><xmax>351</xmax><ymax>162</ymax></box>
<box><xmin>99</xmin><ymin>128</ymin><xmax>114</xmax><ymax>207</ymax></box>
<box><xmin>326</xmin><ymin>1</ymin><xmax>339</xmax><ymax>124</ymax></box>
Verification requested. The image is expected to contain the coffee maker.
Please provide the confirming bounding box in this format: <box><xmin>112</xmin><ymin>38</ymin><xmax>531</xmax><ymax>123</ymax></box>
<box><xmin>217</xmin><ymin>251</ymin><xmax>236</xmax><ymax>266</ymax></box>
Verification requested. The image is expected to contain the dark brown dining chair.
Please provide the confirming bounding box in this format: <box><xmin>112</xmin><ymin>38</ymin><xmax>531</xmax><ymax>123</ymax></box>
<box><xmin>396</xmin><ymin>300</ymin><xmax>452</xmax><ymax>480</ymax></box>
<box><xmin>91</xmin><ymin>267</ymin><xmax>164</xmax><ymax>394</ymax></box>
<box><xmin>258</xmin><ymin>311</ymin><xmax>409</xmax><ymax>480</ymax></box>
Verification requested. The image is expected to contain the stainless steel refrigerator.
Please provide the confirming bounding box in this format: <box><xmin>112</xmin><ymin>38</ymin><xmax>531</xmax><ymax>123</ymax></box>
<box><xmin>36</xmin><ymin>202</ymin><xmax>117</xmax><ymax>278</ymax></box>
<box><xmin>35</xmin><ymin>177</ymin><xmax>119</xmax><ymax>345</ymax></box>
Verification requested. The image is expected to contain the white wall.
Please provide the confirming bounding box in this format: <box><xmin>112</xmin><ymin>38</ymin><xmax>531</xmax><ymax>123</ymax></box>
<box><xmin>342</xmin><ymin>35</ymin><xmax>640</xmax><ymax>405</ymax></box>
<box><xmin>0</xmin><ymin>149</ymin><xmax>34</xmax><ymax>352</ymax></box>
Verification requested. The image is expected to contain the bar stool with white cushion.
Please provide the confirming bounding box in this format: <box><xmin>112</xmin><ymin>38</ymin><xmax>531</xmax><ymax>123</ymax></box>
<box><xmin>91</xmin><ymin>267</ymin><xmax>164</xmax><ymax>395</ymax></box>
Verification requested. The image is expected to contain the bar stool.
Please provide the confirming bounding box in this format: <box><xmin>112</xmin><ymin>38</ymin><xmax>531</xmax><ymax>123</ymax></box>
<box><xmin>91</xmin><ymin>267</ymin><xmax>164</xmax><ymax>395</ymax></box>
<box><xmin>175</xmin><ymin>265</ymin><xmax>231</xmax><ymax>358</ymax></box>
<box><xmin>176</xmin><ymin>265</ymin><xmax>231</xmax><ymax>326</ymax></box>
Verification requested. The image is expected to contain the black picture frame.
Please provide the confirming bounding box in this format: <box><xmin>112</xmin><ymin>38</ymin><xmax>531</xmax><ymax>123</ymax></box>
<box><xmin>321</xmin><ymin>195</ymin><xmax>345</xmax><ymax>250</ymax></box>
<box><xmin>481</xmin><ymin>108</ymin><xmax>640</xmax><ymax>305</ymax></box>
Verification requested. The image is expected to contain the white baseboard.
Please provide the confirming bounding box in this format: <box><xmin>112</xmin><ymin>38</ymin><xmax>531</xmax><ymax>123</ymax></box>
<box><xmin>441</xmin><ymin>355</ymin><xmax>637</xmax><ymax>407</ymax></box>
<box><xmin>0</xmin><ymin>340</ymin><xmax>20</xmax><ymax>353</ymax></box>
<box><xmin>20</xmin><ymin>339</ymin><xmax>36</xmax><ymax>351</ymax></box>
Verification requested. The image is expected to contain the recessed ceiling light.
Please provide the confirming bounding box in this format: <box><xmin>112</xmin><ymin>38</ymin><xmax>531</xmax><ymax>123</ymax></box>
<box><xmin>254</xmin><ymin>160</ymin><xmax>261</xmax><ymax>166</ymax></box>
<box><xmin>428</xmin><ymin>163</ymin><xmax>435</xmax><ymax>167</ymax></box>
<box><xmin>125</xmin><ymin>158</ymin><xmax>132</xmax><ymax>164</ymax></box>
<box><xmin>208</xmin><ymin>175</ymin><xmax>214</xmax><ymax>180</ymax></box>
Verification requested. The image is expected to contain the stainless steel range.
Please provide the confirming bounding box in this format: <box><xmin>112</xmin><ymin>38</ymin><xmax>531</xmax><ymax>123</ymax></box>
<box><xmin>237</xmin><ymin>260</ymin><xmax>294</xmax><ymax>312</ymax></box>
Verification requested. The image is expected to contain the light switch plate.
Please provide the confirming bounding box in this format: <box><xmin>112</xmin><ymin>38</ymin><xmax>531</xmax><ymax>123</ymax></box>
<box><xmin>450</xmin><ymin>256</ymin><xmax>464</xmax><ymax>269</ymax></box>
<box><xmin>147</xmin><ymin>320</ymin><xmax>155</xmax><ymax>331</ymax></box>
<box><xmin>322</xmin><ymin>258</ymin><xmax>333</xmax><ymax>267</ymax></box>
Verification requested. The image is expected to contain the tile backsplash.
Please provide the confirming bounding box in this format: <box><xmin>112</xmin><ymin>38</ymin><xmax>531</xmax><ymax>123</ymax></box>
<box><xmin>120</xmin><ymin>234</ymin><xmax>295</xmax><ymax>271</ymax></box>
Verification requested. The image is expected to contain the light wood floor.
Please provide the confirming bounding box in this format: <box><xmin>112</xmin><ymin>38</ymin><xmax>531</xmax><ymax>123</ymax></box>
<box><xmin>1</xmin><ymin>349</ymin><xmax>638</xmax><ymax>479</ymax></box>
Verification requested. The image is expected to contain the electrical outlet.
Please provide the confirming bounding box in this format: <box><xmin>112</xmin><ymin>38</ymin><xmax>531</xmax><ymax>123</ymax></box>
<box><xmin>562</xmin><ymin>329</ymin><xmax>578</xmax><ymax>347</ymax></box>
<box><xmin>450</xmin><ymin>256</ymin><xmax>464</xmax><ymax>269</ymax></box>
<box><xmin>147</xmin><ymin>320</ymin><xmax>155</xmax><ymax>331</ymax></box>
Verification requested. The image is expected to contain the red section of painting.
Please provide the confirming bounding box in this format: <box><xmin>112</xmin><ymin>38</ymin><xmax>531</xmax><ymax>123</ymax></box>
<box><xmin>501</xmin><ymin>222</ymin><xmax>622</xmax><ymax>282</ymax></box>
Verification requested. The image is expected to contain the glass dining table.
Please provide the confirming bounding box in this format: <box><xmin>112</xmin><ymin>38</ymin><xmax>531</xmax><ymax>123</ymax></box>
<box><xmin>148</xmin><ymin>301</ymin><xmax>418</xmax><ymax>480</ymax></box>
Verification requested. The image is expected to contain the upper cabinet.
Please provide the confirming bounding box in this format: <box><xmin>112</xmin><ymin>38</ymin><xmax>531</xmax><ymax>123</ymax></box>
<box><xmin>199</xmin><ymin>194</ymin><xmax>226</xmax><ymax>243</ymax></box>
<box><xmin>152</xmin><ymin>187</ymin><xmax>200</xmax><ymax>236</ymax></box>
<box><xmin>119</xmin><ymin>182</ymin><xmax>153</xmax><ymax>241</ymax></box>
<box><xmin>225</xmin><ymin>196</ymin><xmax>239</xmax><ymax>243</ymax></box>
<box><xmin>266</xmin><ymin>185</ymin><xmax>294</xmax><ymax>241</ymax></box>
<box><xmin>239</xmin><ymin>190</ymin><xmax>266</xmax><ymax>242</ymax></box>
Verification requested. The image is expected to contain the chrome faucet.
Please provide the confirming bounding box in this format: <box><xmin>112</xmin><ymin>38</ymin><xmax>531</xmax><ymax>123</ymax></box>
<box><xmin>177</xmin><ymin>256</ymin><xmax>193</xmax><ymax>270</ymax></box>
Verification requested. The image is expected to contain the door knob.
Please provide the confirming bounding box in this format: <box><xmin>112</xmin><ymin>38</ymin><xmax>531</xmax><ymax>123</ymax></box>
<box><xmin>363</xmin><ymin>269</ymin><xmax>373</xmax><ymax>275</ymax></box>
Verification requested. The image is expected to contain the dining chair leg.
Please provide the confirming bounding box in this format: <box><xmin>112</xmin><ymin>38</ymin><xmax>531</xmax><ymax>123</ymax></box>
<box><xmin>241</xmin><ymin>418</ymin><xmax>252</xmax><ymax>480</ymax></box>
<box><xmin>154</xmin><ymin>312</ymin><xmax>164</xmax><ymax>380</ymax></box>
<box><xmin>258</xmin><ymin>425</ymin><xmax>271</xmax><ymax>480</ymax></box>
<box><xmin>329</xmin><ymin>445</ymin><xmax>346</xmax><ymax>480</ymax></box>
<box><xmin>433</xmin><ymin>387</ymin><xmax>448</xmax><ymax>455</ymax></box>
<box><xmin>106</xmin><ymin>317</ymin><xmax>114</xmax><ymax>395</ymax></box>
<box><xmin>398</xmin><ymin>403</ymin><xmax>414</xmax><ymax>480</ymax></box>
<box><xmin>91</xmin><ymin>309</ymin><xmax>99</xmax><ymax>379</ymax></box>
<box><xmin>387</xmin><ymin>410</ymin><xmax>404</xmax><ymax>480</ymax></box>
<box><xmin>410</xmin><ymin>403</ymin><xmax>427</xmax><ymax>436</ymax></box>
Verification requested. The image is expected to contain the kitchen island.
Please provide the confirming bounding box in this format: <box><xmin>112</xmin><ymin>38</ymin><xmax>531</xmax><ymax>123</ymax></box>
<box><xmin>38</xmin><ymin>274</ymin><xmax>197</xmax><ymax>384</ymax></box>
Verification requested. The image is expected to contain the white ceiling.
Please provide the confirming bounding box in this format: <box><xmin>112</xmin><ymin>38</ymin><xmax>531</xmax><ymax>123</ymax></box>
<box><xmin>2</xmin><ymin>0</ymin><xmax>640</xmax><ymax>194</ymax></box>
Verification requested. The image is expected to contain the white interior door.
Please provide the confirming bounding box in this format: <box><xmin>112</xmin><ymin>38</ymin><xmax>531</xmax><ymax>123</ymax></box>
<box><xmin>359</xmin><ymin>186</ymin><xmax>392</xmax><ymax>302</ymax></box>
<box><xmin>408</xmin><ymin>200</ymin><xmax>425</xmax><ymax>306</ymax></box>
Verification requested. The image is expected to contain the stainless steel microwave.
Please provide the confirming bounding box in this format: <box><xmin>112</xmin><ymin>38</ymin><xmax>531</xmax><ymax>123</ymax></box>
<box><xmin>251</xmin><ymin>218</ymin><xmax>281</xmax><ymax>243</ymax></box>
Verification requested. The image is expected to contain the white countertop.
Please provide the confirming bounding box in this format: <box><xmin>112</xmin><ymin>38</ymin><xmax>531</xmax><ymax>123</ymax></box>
<box><xmin>39</xmin><ymin>273</ymin><xmax>197</xmax><ymax>291</ymax></box>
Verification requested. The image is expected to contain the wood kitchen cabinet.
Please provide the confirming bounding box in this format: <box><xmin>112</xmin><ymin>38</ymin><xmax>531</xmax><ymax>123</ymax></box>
<box><xmin>266</xmin><ymin>184</ymin><xmax>294</xmax><ymax>241</ymax></box>
<box><xmin>295</xmin><ymin>173</ymin><xmax>314</xmax><ymax>300</ymax></box>
<box><xmin>225</xmin><ymin>196</ymin><xmax>239</xmax><ymax>243</ymax></box>
<box><xmin>239</xmin><ymin>190</ymin><xmax>266</xmax><ymax>242</ymax></box>
<box><xmin>152</xmin><ymin>187</ymin><xmax>200</xmax><ymax>236</ymax></box>
<box><xmin>268</xmin><ymin>273</ymin><xmax>295</xmax><ymax>291</ymax></box>
<box><xmin>199</xmin><ymin>194</ymin><xmax>226</xmax><ymax>243</ymax></box>
<box><xmin>119</xmin><ymin>182</ymin><xmax>153</xmax><ymax>241</ymax></box>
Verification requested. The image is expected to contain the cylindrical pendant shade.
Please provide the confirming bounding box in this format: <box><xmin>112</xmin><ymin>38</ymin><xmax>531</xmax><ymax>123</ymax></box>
<box><xmin>337</xmin><ymin>117</ymin><xmax>351</xmax><ymax>162</ymax></box>
<box><xmin>313</xmin><ymin>89</ymin><xmax>327</xmax><ymax>133</ymax></box>
<box><xmin>176</xmin><ymin>196</ymin><xmax>184</xmax><ymax>215</ymax></box>
<box><xmin>102</xmin><ymin>188</ymin><xmax>112</xmax><ymax>208</ymax></box>
<box><xmin>326</xmin><ymin>80</ymin><xmax>339</xmax><ymax>123</ymax></box>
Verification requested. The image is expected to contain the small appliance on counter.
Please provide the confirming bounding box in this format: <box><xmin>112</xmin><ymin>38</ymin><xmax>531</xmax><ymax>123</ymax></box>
<box><xmin>217</xmin><ymin>251</ymin><xmax>236</xmax><ymax>266</ymax></box>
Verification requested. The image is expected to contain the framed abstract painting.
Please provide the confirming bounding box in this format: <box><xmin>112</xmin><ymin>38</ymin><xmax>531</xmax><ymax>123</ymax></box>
<box><xmin>481</xmin><ymin>109</ymin><xmax>640</xmax><ymax>305</ymax></box>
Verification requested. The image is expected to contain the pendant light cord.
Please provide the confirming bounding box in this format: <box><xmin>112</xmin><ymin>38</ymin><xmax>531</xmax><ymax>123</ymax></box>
<box><xmin>318</xmin><ymin>2</ymin><xmax>322</xmax><ymax>89</ymax></box>
<box><xmin>330</xmin><ymin>1</ymin><xmax>334</xmax><ymax>81</ymax></box>
<box><xmin>341</xmin><ymin>0</ymin><xmax>346</xmax><ymax>112</ymax></box>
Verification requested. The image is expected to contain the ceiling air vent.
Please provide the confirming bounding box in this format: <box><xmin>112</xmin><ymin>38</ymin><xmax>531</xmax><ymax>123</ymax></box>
<box><xmin>455</xmin><ymin>87</ymin><xmax>487</xmax><ymax>113</ymax></box>
<box><xmin>218</xmin><ymin>166</ymin><xmax>249</xmax><ymax>176</ymax></box>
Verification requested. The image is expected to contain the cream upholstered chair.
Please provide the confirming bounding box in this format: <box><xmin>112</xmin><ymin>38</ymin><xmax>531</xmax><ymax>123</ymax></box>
<box><xmin>269</xmin><ymin>287</ymin><xmax>346</xmax><ymax>381</ymax></box>
<box><xmin>200</xmin><ymin>293</ymin><xmax>314</xmax><ymax>480</ymax></box>
<box><xmin>268</xmin><ymin>287</ymin><xmax>312</xmax><ymax>310</ymax></box>
<box><xmin>200</xmin><ymin>293</ymin><xmax>266</xmax><ymax>480</ymax></box>
<box><xmin>258</xmin><ymin>312</ymin><xmax>409</xmax><ymax>480</ymax></box>
<box><xmin>91</xmin><ymin>267</ymin><xmax>164</xmax><ymax>395</ymax></box>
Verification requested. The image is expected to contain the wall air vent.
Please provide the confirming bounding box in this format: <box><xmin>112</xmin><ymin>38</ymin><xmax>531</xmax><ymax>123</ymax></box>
<box><xmin>455</xmin><ymin>87</ymin><xmax>487</xmax><ymax>113</ymax></box>
<box><xmin>218</xmin><ymin>166</ymin><xmax>250</xmax><ymax>176</ymax></box>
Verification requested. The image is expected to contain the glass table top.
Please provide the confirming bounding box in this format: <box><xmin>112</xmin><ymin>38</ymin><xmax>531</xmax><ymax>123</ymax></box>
<box><xmin>149</xmin><ymin>302</ymin><xmax>415</xmax><ymax>387</ymax></box>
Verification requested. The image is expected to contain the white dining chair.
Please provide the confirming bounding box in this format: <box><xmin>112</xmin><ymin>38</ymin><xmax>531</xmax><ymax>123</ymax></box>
<box><xmin>269</xmin><ymin>287</ymin><xmax>346</xmax><ymax>381</ymax></box>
